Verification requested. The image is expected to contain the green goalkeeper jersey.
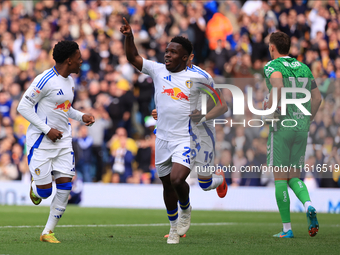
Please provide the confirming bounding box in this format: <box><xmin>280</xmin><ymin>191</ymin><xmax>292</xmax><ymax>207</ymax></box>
<box><xmin>264</xmin><ymin>56</ymin><xmax>313</xmax><ymax>132</ymax></box>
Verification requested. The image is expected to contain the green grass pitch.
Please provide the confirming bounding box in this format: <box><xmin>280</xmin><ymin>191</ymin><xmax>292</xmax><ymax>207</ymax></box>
<box><xmin>0</xmin><ymin>206</ymin><xmax>339</xmax><ymax>255</ymax></box>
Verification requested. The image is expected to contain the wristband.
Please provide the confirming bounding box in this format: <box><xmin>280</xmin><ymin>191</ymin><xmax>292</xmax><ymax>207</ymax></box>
<box><xmin>198</xmin><ymin>116</ymin><xmax>207</xmax><ymax>124</ymax></box>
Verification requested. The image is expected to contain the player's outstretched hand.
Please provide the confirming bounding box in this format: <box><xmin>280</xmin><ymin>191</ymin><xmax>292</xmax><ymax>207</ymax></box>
<box><xmin>189</xmin><ymin>109</ymin><xmax>204</xmax><ymax>124</ymax></box>
<box><xmin>47</xmin><ymin>128</ymin><xmax>63</xmax><ymax>142</ymax></box>
<box><xmin>151</xmin><ymin>109</ymin><xmax>158</xmax><ymax>120</ymax></box>
<box><xmin>82</xmin><ymin>113</ymin><xmax>95</xmax><ymax>126</ymax></box>
<box><xmin>120</xmin><ymin>17</ymin><xmax>132</xmax><ymax>36</ymax></box>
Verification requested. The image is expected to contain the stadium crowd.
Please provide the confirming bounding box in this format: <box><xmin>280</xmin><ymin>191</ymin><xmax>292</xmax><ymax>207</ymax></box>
<box><xmin>0</xmin><ymin>0</ymin><xmax>339</xmax><ymax>188</ymax></box>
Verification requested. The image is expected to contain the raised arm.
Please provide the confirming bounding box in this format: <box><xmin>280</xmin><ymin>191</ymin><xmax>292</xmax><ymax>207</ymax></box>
<box><xmin>120</xmin><ymin>17</ymin><xmax>143</xmax><ymax>71</ymax></box>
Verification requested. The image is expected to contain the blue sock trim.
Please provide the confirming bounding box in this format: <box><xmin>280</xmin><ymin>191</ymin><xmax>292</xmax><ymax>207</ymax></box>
<box><xmin>179</xmin><ymin>198</ymin><xmax>190</xmax><ymax>210</ymax></box>
<box><xmin>36</xmin><ymin>187</ymin><xmax>52</xmax><ymax>198</ymax></box>
<box><xmin>56</xmin><ymin>182</ymin><xmax>72</xmax><ymax>190</ymax></box>
<box><xmin>167</xmin><ymin>208</ymin><xmax>178</xmax><ymax>221</ymax></box>
<box><xmin>198</xmin><ymin>178</ymin><xmax>212</xmax><ymax>189</ymax></box>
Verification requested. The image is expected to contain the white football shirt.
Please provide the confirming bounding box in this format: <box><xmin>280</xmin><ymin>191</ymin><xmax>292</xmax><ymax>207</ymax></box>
<box><xmin>142</xmin><ymin>58</ymin><xmax>214</xmax><ymax>142</ymax></box>
<box><xmin>17</xmin><ymin>67</ymin><xmax>84</xmax><ymax>151</ymax></box>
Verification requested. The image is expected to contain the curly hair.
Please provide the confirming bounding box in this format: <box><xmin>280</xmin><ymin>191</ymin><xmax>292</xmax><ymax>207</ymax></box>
<box><xmin>170</xmin><ymin>36</ymin><xmax>193</xmax><ymax>55</ymax></box>
<box><xmin>52</xmin><ymin>41</ymin><xmax>79</xmax><ymax>64</ymax></box>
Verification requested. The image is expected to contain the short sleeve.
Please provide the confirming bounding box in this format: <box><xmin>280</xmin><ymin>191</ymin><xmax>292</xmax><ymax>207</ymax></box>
<box><xmin>264</xmin><ymin>62</ymin><xmax>281</xmax><ymax>79</ymax></box>
<box><xmin>141</xmin><ymin>58</ymin><xmax>163</xmax><ymax>78</ymax></box>
<box><xmin>22</xmin><ymin>78</ymin><xmax>48</xmax><ymax>106</ymax></box>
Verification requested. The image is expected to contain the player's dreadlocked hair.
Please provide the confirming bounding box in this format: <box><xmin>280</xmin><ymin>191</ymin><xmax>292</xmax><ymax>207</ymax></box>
<box><xmin>52</xmin><ymin>41</ymin><xmax>79</xmax><ymax>63</ymax></box>
<box><xmin>170</xmin><ymin>36</ymin><xmax>193</xmax><ymax>56</ymax></box>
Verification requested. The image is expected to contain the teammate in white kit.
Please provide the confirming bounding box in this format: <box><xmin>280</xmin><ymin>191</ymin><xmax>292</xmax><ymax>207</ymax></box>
<box><xmin>121</xmin><ymin>18</ymin><xmax>228</xmax><ymax>244</ymax></box>
<box><xmin>152</xmin><ymin>55</ymin><xmax>228</xmax><ymax>200</ymax></box>
<box><xmin>17</xmin><ymin>41</ymin><xmax>95</xmax><ymax>243</ymax></box>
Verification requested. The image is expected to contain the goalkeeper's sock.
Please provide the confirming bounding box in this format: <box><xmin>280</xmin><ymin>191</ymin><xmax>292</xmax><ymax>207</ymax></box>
<box><xmin>275</xmin><ymin>180</ymin><xmax>291</xmax><ymax>224</ymax></box>
<box><xmin>288</xmin><ymin>178</ymin><xmax>311</xmax><ymax>209</ymax></box>
<box><xmin>283</xmin><ymin>222</ymin><xmax>292</xmax><ymax>232</ymax></box>
<box><xmin>304</xmin><ymin>201</ymin><xmax>313</xmax><ymax>213</ymax></box>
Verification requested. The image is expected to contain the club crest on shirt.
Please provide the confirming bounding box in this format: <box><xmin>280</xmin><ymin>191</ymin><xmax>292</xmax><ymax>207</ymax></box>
<box><xmin>30</xmin><ymin>88</ymin><xmax>41</xmax><ymax>98</ymax></box>
<box><xmin>35</xmin><ymin>168</ymin><xmax>40</xmax><ymax>176</ymax></box>
<box><xmin>186</xmin><ymin>80</ymin><xmax>193</xmax><ymax>89</ymax></box>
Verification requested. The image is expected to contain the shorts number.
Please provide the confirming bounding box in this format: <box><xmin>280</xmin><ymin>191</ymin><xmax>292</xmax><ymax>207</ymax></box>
<box><xmin>183</xmin><ymin>147</ymin><xmax>191</xmax><ymax>157</ymax></box>
<box><xmin>204</xmin><ymin>151</ymin><xmax>213</xmax><ymax>163</ymax></box>
<box><xmin>182</xmin><ymin>146</ymin><xmax>197</xmax><ymax>161</ymax></box>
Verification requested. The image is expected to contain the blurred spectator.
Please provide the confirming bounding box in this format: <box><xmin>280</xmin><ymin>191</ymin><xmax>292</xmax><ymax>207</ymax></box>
<box><xmin>209</xmin><ymin>39</ymin><xmax>234</xmax><ymax>75</ymax></box>
<box><xmin>134</xmin><ymin>73</ymin><xmax>154</xmax><ymax>126</ymax></box>
<box><xmin>109</xmin><ymin>127</ymin><xmax>137</xmax><ymax>183</ymax></box>
<box><xmin>106</xmin><ymin>78</ymin><xmax>134</xmax><ymax>137</ymax></box>
<box><xmin>206</xmin><ymin>12</ymin><xmax>233</xmax><ymax>50</ymax></box>
<box><xmin>240</xmin><ymin>148</ymin><xmax>261</xmax><ymax>186</ymax></box>
<box><xmin>135</xmin><ymin>136</ymin><xmax>152</xmax><ymax>184</ymax></box>
<box><xmin>88</xmin><ymin>107</ymin><xmax>112</xmax><ymax>182</ymax></box>
<box><xmin>232</xmin><ymin>149</ymin><xmax>247</xmax><ymax>186</ymax></box>
<box><xmin>217</xmin><ymin>149</ymin><xmax>233</xmax><ymax>186</ymax></box>
<box><xmin>73</xmin><ymin>125</ymin><xmax>93</xmax><ymax>182</ymax></box>
<box><xmin>0</xmin><ymin>153</ymin><xmax>18</xmax><ymax>180</ymax></box>
<box><xmin>0</xmin><ymin>91</ymin><xmax>12</xmax><ymax>119</ymax></box>
<box><xmin>308</xmin><ymin>1</ymin><xmax>327</xmax><ymax>39</ymax></box>
<box><xmin>251</xmin><ymin>32</ymin><xmax>267</xmax><ymax>63</ymax></box>
<box><xmin>68</xmin><ymin>172</ymin><xmax>83</xmax><ymax>205</ymax></box>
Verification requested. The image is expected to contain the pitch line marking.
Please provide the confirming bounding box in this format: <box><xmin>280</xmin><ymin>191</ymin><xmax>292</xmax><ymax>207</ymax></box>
<box><xmin>0</xmin><ymin>223</ymin><xmax>235</xmax><ymax>229</ymax></box>
<box><xmin>0</xmin><ymin>222</ymin><xmax>338</xmax><ymax>229</ymax></box>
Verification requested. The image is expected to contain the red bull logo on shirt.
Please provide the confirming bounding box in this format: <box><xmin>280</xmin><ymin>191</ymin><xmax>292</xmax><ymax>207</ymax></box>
<box><xmin>54</xmin><ymin>100</ymin><xmax>71</xmax><ymax>112</ymax></box>
<box><xmin>161</xmin><ymin>86</ymin><xmax>189</xmax><ymax>101</ymax></box>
